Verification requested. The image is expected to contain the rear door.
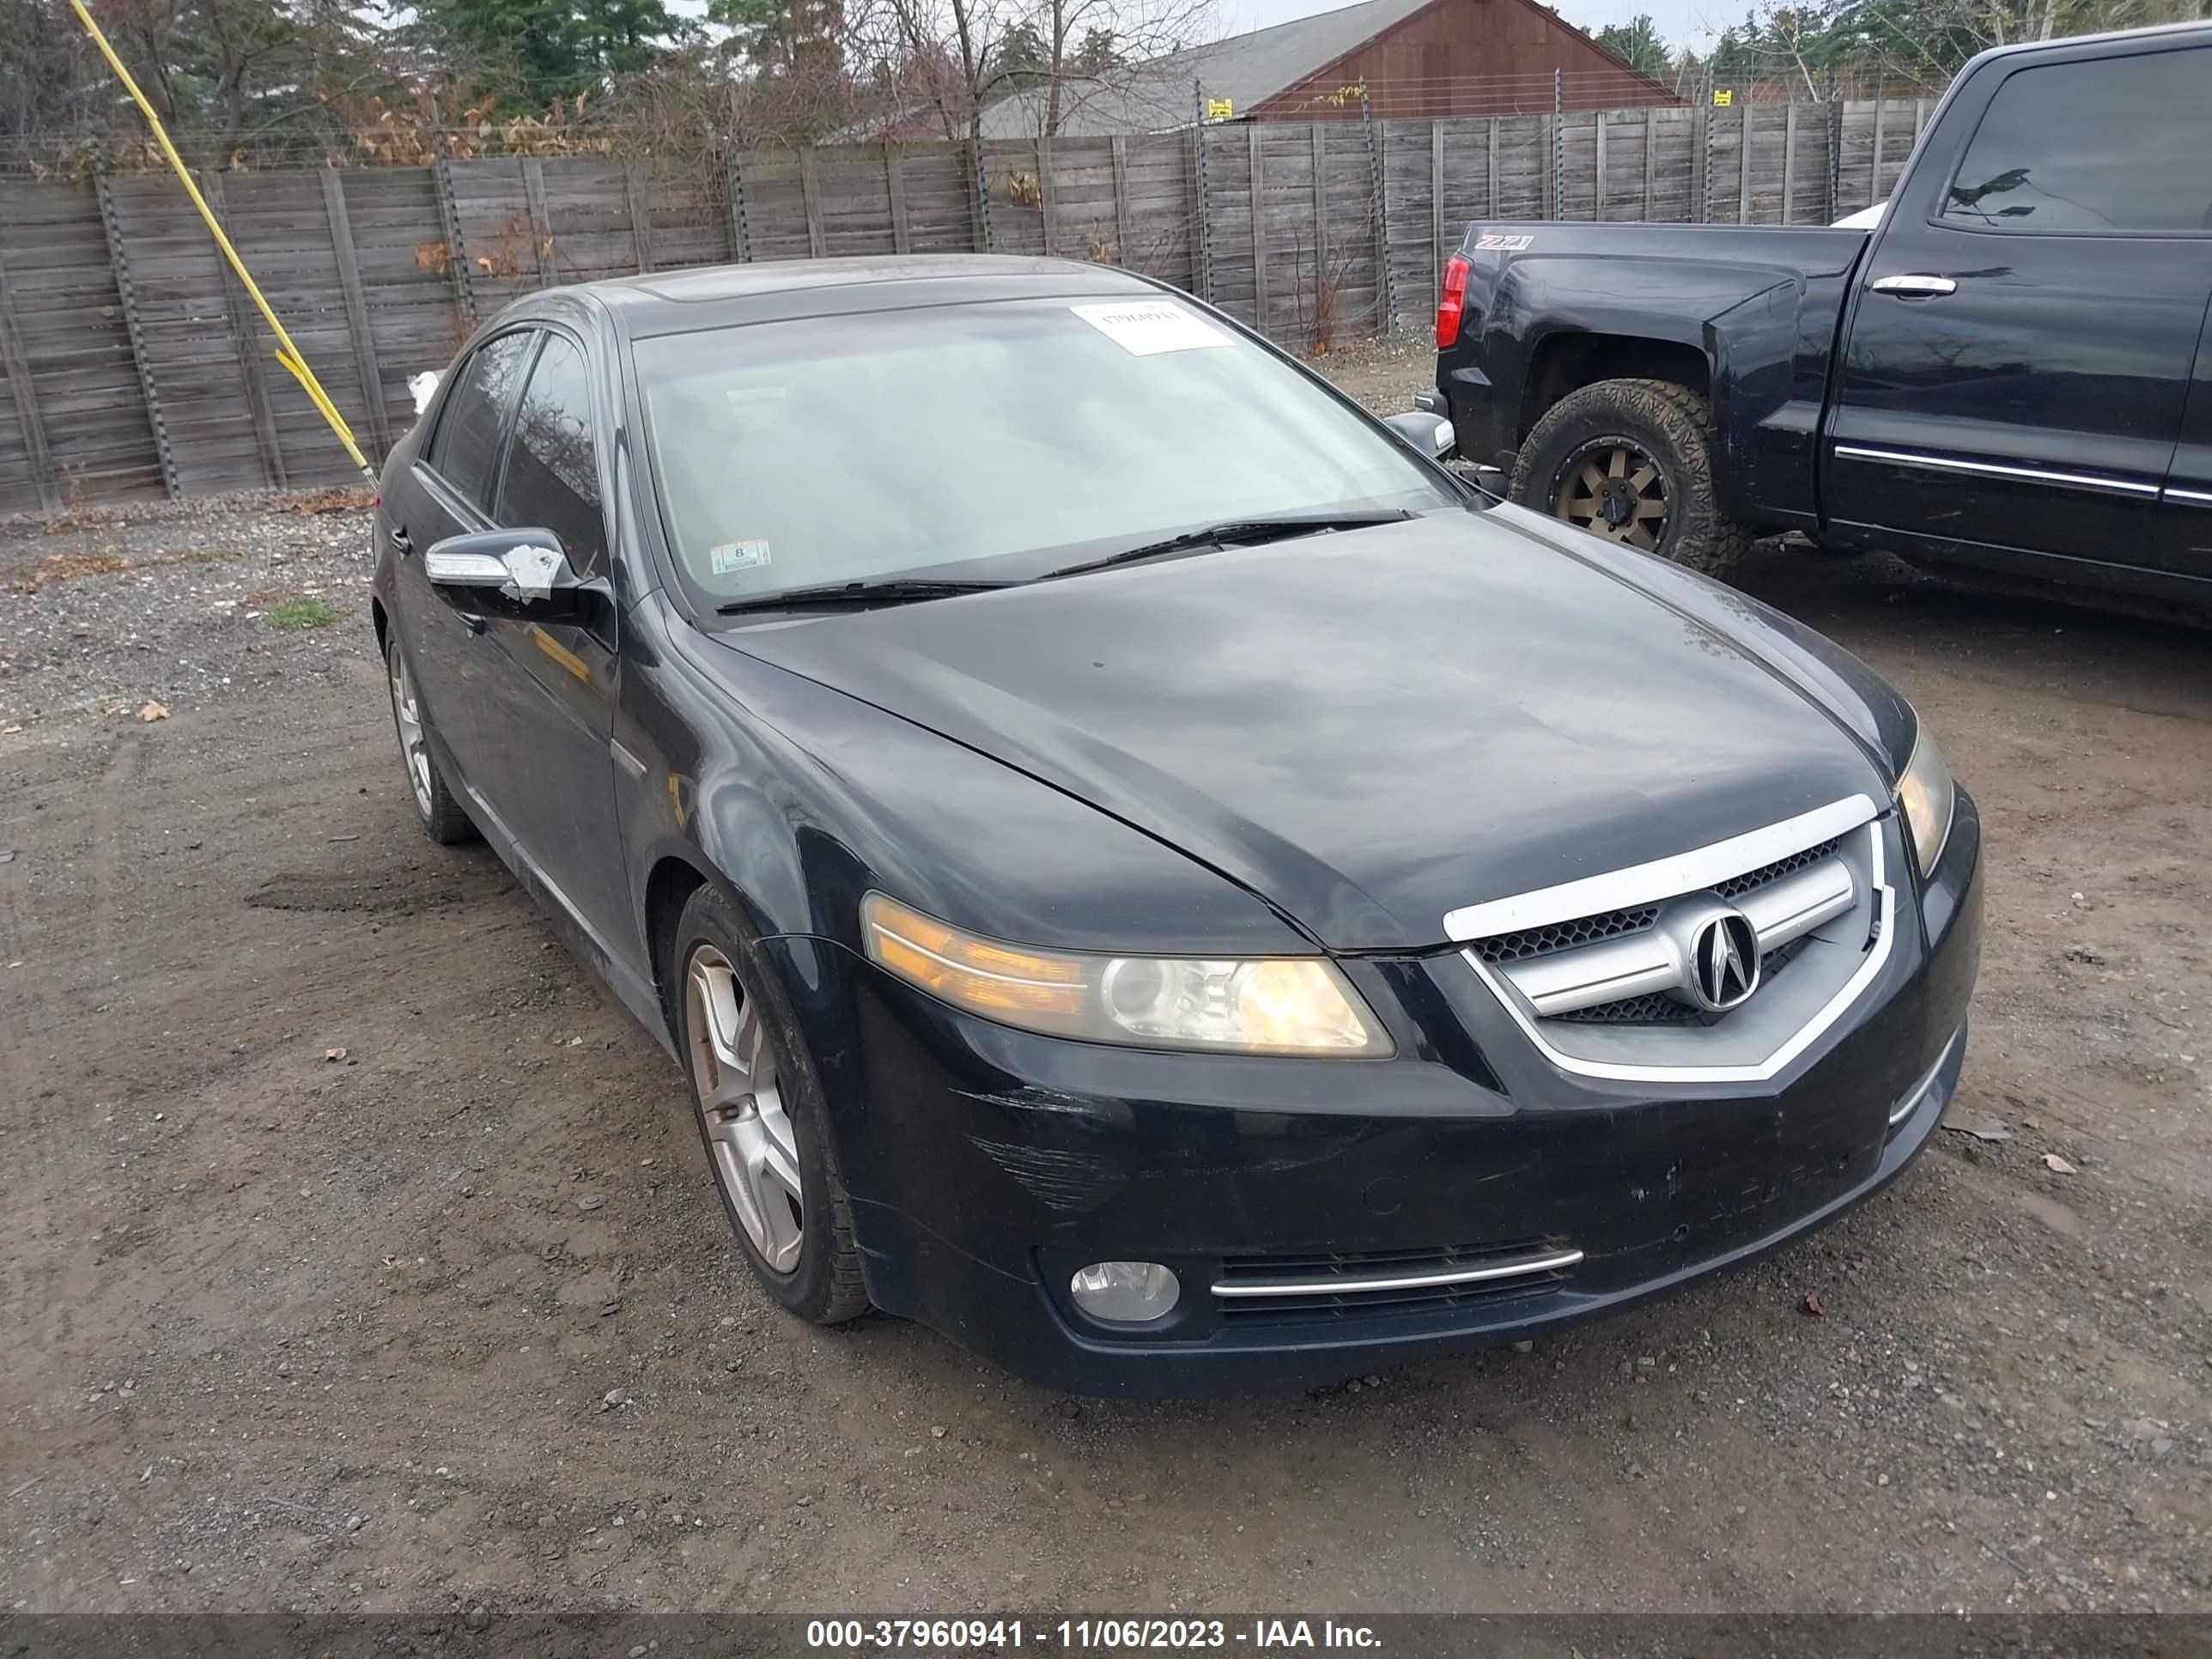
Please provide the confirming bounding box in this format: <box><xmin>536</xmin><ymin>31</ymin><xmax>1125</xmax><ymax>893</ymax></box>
<box><xmin>2159</xmin><ymin>296</ymin><xmax>2212</xmax><ymax>580</ymax></box>
<box><xmin>1822</xmin><ymin>37</ymin><xmax>2212</xmax><ymax>579</ymax></box>
<box><xmin>473</xmin><ymin>327</ymin><xmax>629</xmax><ymax>957</ymax></box>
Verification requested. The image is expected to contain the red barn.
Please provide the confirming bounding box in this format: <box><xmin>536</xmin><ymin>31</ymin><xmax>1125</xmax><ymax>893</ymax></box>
<box><xmin>974</xmin><ymin>0</ymin><xmax>1680</xmax><ymax>138</ymax></box>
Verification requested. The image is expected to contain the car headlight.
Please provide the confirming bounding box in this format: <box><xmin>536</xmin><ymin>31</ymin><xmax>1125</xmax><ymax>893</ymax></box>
<box><xmin>860</xmin><ymin>893</ymin><xmax>1391</xmax><ymax>1057</ymax></box>
<box><xmin>1894</xmin><ymin>725</ymin><xmax>1956</xmax><ymax>877</ymax></box>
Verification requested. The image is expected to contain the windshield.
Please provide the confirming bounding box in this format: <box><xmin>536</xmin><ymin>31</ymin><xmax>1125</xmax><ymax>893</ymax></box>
<box><xmin>634</xmin><ymin>295</ymin><xmax>1455</xmax><ymax>608</ymax></box>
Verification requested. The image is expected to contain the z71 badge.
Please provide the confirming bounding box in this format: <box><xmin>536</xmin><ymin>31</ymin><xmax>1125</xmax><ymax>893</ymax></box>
<box><xmin>1474</xmin><ymin>233</ymin><xmax>1534</xmax><ymax>251</ymax></box>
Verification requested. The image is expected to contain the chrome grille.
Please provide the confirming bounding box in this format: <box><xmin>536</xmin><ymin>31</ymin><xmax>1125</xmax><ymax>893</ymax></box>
<box><xmin>1473</xmin><ymin>905</ymin><xmax>1658</xmax><ymax>964</ymax></box>
<box><xmin>1558</xmin><ymin>933</ymin><xmax>1814</xmax><ymax>1025</ymax></box>
<box><xmin>1713</xmin><ymin>836</ymin><xmax>1842</xmax><ymax>902</ymax></box>
<box><xmin>1443</xmin><ymin>797</ymin><xmax>1893</xmax><ymax>1082</ymax></box>
<box><xmin>1476</xmin><ymin>838</ymin><xmax>1844</xmax><ymax>973</ymax></box>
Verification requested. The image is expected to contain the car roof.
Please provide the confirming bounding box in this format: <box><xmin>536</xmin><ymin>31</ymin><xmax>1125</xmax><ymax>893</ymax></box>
<box><xmin>541</xmin><ymin>254</ymin><xmax>1165</xmax><ymax>338</ymax></box>
<box><xmin>1972</xmin><ymin>15</ymin><xmax>2209</xmax><ymax>65</ymax></box>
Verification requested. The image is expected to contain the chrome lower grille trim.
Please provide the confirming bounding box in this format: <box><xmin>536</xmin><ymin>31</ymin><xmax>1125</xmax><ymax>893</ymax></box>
<box><xmin>1211</xmin><ymin>1245</ymin><xmax>1584</xmax><ymax>1300</ymax></box>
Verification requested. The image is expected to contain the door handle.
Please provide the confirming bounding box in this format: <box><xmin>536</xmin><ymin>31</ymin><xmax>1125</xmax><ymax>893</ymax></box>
<box><xmin>388</xmin><ymin>526</ymin><xmax>413</xmax><ymax>555</ymax></box>
<box><xmin>1871</xmin><ymin>274</ymin><xmax>1957</xmax><ymax>298</ymax></box>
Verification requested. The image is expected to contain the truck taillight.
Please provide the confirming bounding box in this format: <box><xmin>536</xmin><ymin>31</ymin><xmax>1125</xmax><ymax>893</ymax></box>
<box><xmin>1435</xmin><ymin>256</ymin><xmax>1471</xmax><ymax>349</ymax></box>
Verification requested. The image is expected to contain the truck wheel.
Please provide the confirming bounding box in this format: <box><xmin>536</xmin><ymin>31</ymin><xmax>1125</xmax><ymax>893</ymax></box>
<box><xmin>1510</xmin><ymin>378</ymin><xmax>1750</xmax><ymax>580</ymax></box>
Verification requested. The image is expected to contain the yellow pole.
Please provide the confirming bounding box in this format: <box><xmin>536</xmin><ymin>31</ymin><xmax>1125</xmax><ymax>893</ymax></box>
<box><xmin>69</xmin><ymin>0</ymin><xmax>375</xmax><ymax>483</ymax></box>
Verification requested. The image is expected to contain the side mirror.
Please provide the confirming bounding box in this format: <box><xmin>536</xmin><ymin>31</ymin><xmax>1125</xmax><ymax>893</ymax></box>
<box><xmin>1383</xmin><ymin>410</ymin><xmax>1455</xmax><ymax>459</ymax></box>
<box><xmin>423</xmin><ymin>527</ymin><xmax>596</xmax><ymax>623</ymax></box>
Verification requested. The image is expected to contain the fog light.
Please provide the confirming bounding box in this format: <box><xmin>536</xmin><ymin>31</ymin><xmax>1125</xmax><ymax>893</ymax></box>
<box><xmin>1069</xmin><ymin>1261</ymin><xmax>1180</xmax><ymax>1323</ymax></box>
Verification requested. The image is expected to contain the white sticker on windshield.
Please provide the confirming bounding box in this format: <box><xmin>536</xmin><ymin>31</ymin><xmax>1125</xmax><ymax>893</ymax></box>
<box><xmin>710</xmin><ymin>539</ymin><xmax>772</xmax><ymax>576</ymax></box>
<box><xmin>1070</xmin><ymin>300</ymin><xmax>1230</xmax><ymax>356</ymax></box>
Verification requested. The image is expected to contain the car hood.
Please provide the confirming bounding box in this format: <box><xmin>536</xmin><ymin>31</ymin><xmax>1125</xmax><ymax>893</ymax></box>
<box><xmin>712</xmin><ymin>512</ymin><xmax>1891</xmax><ymax>951</ymax></box>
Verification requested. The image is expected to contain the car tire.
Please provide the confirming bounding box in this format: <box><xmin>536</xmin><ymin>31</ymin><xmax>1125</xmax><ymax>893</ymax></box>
<box><xmin>384</xmin><ymin>634</ymin><xmax>476</xmax><ymax>845</ymax></box>
<box><xmin>1510</xmin><ymin>378</ymin><xmax>1751</xmax><ymax>580</ymax></box>
<box><xmin>672</xmin><ymin>884</ymin><xmax>870</xmax><ymax>1326</ymax></box>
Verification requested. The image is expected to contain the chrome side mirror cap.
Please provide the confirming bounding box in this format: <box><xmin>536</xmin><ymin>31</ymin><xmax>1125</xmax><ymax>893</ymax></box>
<box><xmin>1383</xmin><ymin>410</ymin><xmax>1455</xmax><ymax>459</ymax></box>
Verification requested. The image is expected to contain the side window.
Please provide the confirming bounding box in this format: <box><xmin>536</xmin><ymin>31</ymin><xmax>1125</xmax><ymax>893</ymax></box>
<box><xmin>428</xmin><ymin>331</ymin><xmax>535</xmax><ymax>511</ymax></box>
<box><xmin>496</xmin><ymin>333</ymin><xmax>608</xmax><ymax>579</ymax></box>
<box><xmin>1940</xmin><ymin>49</ymin><xmax>2212</xmax><ymax>234</ymax></box>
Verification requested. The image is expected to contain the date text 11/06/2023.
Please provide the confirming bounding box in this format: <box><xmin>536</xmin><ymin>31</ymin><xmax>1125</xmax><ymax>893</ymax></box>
<box><xmin>805</xmin><ymin>1620</ymin><xmax>1385</xmax><ymax>1650</ymax></box>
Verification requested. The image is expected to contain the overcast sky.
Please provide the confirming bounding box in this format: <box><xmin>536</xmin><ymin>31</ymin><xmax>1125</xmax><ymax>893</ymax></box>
<box><xmin>1215</xmin><ymin>0</ymin><xmax>1732</xmax><ymax>51</ymax></box>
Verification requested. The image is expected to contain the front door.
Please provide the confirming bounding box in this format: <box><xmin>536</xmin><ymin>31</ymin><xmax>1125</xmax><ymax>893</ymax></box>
<box><xmin>1822</xmin><ymin>38</ymin><xmax>2212</xmax><ymax>581</ymax></box>
<box><xmin>391</xmin><ymin>327</ymin><xmax>538</xmax><ymax>795</ymax></box>
<box><xmin>471</xmin><ymin>327</ymin><xmax>629</xmax><ymax>960</ymax></box>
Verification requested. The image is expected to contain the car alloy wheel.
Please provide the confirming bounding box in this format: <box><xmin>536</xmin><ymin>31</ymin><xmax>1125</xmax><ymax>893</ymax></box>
<box><xmin>684</xmin><ymin>943</ymin><xmax>806</xmax><ymax>1274</ymax></box>
<box><xmin>386</xmin><ymin>642</ymin><xmax>434</xmax><ymax>821</ymax></box>
<box><xmin>1551</xmin><ymin>436</ymin><xmax>1669</xmax><ymax>552</ymax></box>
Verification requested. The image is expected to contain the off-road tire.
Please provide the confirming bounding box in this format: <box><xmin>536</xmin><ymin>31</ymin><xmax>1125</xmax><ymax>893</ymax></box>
<box><xmin>1510</xmin><ymin>377</ymin><xmax>1752</xmax><ymax>580</ymax></box>
<box><xmin>672</xmin><ymin>884</ymin><xmax>870</xmax><ymax>1325</ymax></box>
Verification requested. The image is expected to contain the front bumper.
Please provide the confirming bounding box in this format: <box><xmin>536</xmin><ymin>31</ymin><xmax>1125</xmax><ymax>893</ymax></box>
<box><xmin>771</xmin><ymin>799</ymin><xmax>1983</xmax><ymax>1398</ymax></box>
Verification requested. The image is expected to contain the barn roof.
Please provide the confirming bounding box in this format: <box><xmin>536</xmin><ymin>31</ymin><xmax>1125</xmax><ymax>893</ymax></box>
<box><xmin>976</xmin><ymin>0</ymin><xmax>1438</xmax><ymax>138</ymax></box>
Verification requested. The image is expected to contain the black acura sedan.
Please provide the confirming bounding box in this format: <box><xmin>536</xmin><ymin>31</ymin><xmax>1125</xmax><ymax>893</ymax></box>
<box><xmin>371</xmin><ymin>255</ymin><xmax>1981</xmax><ymax>1397</ymax></box>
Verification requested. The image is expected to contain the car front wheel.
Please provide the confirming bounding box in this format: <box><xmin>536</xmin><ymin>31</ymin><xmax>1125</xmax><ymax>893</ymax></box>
<box><xmin>1510</xmin><ymin>377</ymin><xmax>1750</xmax><ymax>580</ymax></box>
<box><xmin>384</xmin><ymin>635</ymin><xmax>475</xmax><ymax>844</ymax></box>
<box><xmin>673</xmin><ymin>885</ymin><xmax>870</xmax><ymax>1325</ymax></box>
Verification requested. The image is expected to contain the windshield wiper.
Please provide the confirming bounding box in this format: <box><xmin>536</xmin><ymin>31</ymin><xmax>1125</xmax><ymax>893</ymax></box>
<box><xmin>1042</xmin><ymin>511</ymin><xmax>1413</xmax><ymax>582</ymax></box>
<box><xmin>716</xmin><ymin>578</ymin><xmax>1009</xmax><ymax>617</ymax></box>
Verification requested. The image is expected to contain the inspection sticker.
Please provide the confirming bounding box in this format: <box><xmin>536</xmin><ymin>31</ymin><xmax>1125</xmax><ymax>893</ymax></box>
<box><xmin>710</xmin><ymin>539</ymin><xmax>772</xmax><ymax>575</ymax></box>
<box><xmin>1070</xmin><ymin>300</ymin><xmax>1229</xmax><ymax>356</ymax></box>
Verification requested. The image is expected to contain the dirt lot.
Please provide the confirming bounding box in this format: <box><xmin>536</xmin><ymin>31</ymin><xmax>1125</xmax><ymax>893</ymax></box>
<box><xmin>3</xmin><ymin>346</ymin><xmax>2209</xmax><ymax>1618</ymax></box>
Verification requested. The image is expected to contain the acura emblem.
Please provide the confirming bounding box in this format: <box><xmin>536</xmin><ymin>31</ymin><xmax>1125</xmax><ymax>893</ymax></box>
<box><xmin>1688</xmin><ymin>911</ymin><xmax>1761</xmax><ymax>1012</ymax></box>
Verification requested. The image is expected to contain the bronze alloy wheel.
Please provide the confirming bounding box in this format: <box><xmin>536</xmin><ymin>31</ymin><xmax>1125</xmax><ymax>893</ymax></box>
<box><xmin>1551</xmin><ymin>436</ymin><xmax>1669</xmax><ymax>552</ymax></box>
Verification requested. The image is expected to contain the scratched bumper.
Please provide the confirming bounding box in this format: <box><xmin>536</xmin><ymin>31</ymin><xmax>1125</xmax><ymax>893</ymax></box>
<box><xmin>760</xmin><ymin>807</ymin><xmax>1981</xmax><ymax>1399</ymax></box>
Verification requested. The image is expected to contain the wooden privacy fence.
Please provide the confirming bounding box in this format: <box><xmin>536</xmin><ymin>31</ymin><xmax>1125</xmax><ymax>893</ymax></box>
<box><xmin>0</xmin><ymin>94</ymin><xmax>1936</xmax><ymax>515</ymax></box>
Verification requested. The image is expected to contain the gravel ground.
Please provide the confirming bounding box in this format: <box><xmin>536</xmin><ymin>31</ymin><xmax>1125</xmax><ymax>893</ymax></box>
<box><xmin>2</xmin><ymin>349</ymin><xmax>2208</xmax><ymax>1618</ymax></box>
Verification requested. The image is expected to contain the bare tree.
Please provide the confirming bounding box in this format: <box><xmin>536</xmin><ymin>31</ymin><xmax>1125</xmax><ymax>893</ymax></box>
<box><xmin>849</xmin><ymin>0</ymin><xmax>1211</xmax><ymax>140</ymax></box>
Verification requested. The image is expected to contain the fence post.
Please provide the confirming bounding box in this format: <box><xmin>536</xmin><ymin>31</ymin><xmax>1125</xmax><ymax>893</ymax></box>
<box><xmin>1309</xmin><ymin>122</ymin><xmax>1327</xmax><ymax>321</ymax></box>
<box><xmin>201</xmin><ymin>170</ymin><xmax>286</xmax><ymax>489</ymax></box>
<box><xmin>970</xmin><ymin>138</ymin><xmax>993</xmax><ymax>252</ymax></box>
<box><xmin>886</xmin><ymin>145</ymin><xmax>912</xmax><ymax>255</ymax></box>
<box><xmin>1826</xmin><ymin>94</ymin><xmax>1843</xmax><ymax>223</ymax></box>
<box><xmin>799</xmin><ymin>147</ymin><xmax>826</xmax><ymax>258</ymax></box>
<box><xmin>727</xmin><ymin>150</ymin><xmax>751</xmax><ymax>263</ymax></box>
<box><xmin>432</xmin><ymin>156</ymin><xmax>477</xmax><ymax>330</ymax></box>
<box><xmin>625</xmin><ymin>166</ymin><xmax>656</xmax><ymax>273</ymax></box>
<box><xmin>1037</xmin><ymin>137</ymin><xmax>1058</xmax><ymax>258</ymax></box>
<box><xmin>1362</xmin><ymin>97</ymin><xmax>1392</xmax><ymax>334</ymax></box>
<box><xmin>521</xmin><ymin>160</ymin><xmax>558</xmax><ymax>287</ymax></box>
<box><xmin>1593</xmin><ymin>111</ymin><xmax>1607</xmax><ymax>221</ymax></box>
<box><xmin>1250</xmin><ymin>126</ymin><xmax>1271</xmax><ymax>337</ymax></box>
<box><xmin>0</xmin><ymin>240</ymin><xmax>59</xmax><ymax>510</ymax></box>
<box><xmin>1110</xmin><ymin>137</ymin><xmax>1132</xmax><ymax>266</ymax></box>
<box><xmin>1189</xmin><ymin>88</ymin><xmax>1212</xmax><ymax>302</ymax></box>
<box><xmin>1695</xmin><ymin>69</ymin><xmax>1712</xmax><ymax>222</ymax></box>
<box><xmin>1781</xmin><ymin>102</ymin><xmax>1798</xmax><ymax>225</ymax></box>
<box><xmin>1548</xmin><ymin>69</ymin><xmax>1562</xmax><ymax>219</ymax></box>
<box><xmin>320</xmin><ymin>167</ymin><xmax>392</xmax><ymax>462</ymax></box>
<box><xmin>1870</xmin><ymin>92</ymin><xmax>1887</xmax><ymax>206</ymax></box>
<box><xmin>94</xmin><ymin>171</ymin><xmax>180</xmax><ymax>501</ymax></box>
<box><xmin>1643</xmin><ymin>108</ymin><xmax>1656</xmax><ymax>220</ymax></box>
<box><xmin>1430</xmin><ymin>121</ymin><xmax>1444</xmax><ymax>301</ymax></box>
<box><xmin>1738</xmin><ymin>105</ymin><xmax>1753</xmax><ymax>224</ymax></box>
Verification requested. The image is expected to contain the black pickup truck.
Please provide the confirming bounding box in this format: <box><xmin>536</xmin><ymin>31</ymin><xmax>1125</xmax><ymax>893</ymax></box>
<box><xmin>1430</xmin><ymin>21</ymin><xmax>2212</xmax><ymax>599</ymax></box>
